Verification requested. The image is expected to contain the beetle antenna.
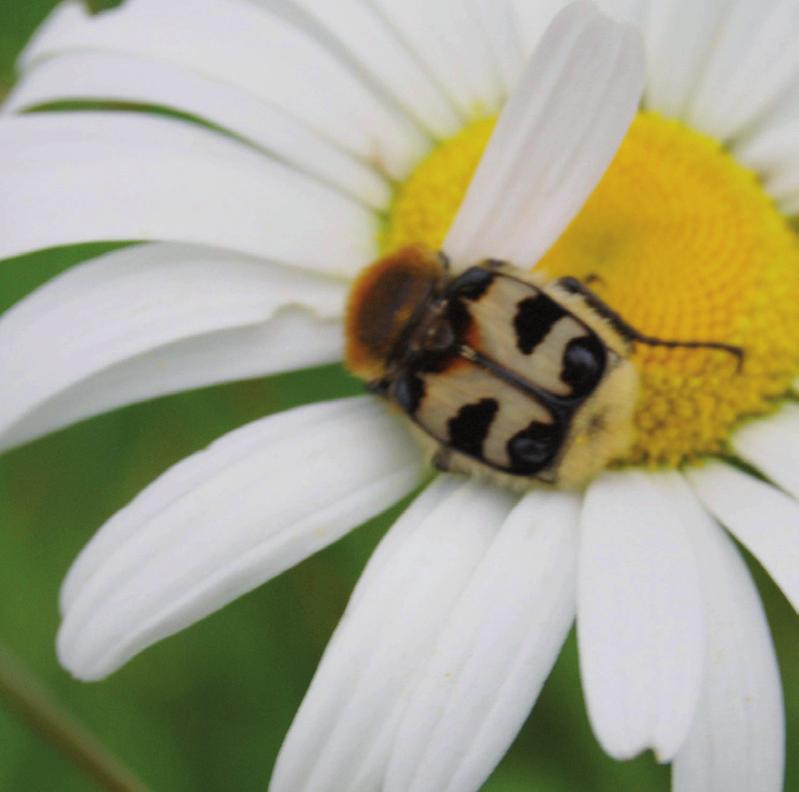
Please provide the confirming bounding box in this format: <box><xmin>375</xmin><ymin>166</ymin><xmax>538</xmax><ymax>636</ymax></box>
<box><xmin>556</xmin><ymin>276</ymin><xmax>745</xmax><ymax>372</ymax></box>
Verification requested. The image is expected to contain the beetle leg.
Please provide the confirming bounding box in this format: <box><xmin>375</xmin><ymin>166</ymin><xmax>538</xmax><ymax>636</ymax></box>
<box><xmin>365</xmin><ymin>378</ymin><xmax>390</xmax><ymax>396</ymax></box>
<box><xmin>432</xmin><ymin>447</ymin><xmax>453</xmax><ymax>472</ymax></box>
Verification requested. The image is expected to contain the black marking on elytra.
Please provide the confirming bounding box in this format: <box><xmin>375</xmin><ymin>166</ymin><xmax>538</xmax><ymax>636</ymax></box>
<box><xmin>445</xmin><ymin>266</ymin><xmax>496</xmax><ymax>301</ymax></box>
<box><xmin>443</xmin><ymin>297</ymin><xmax>473</xmax><ymax>341</ymax></box>
<box><xmin>392</xmin><ymin>372</ymin><xmax>426</xmax><ymax>414</ymax></box>
<box><xmin>459</xmin><ymin>347</ymin><xmax>581</xmax><ymax>419</ymax></box>
<box><xmin>562</xmin><ymin>335</ymin><xmax>606</xmax><ymax>397</ymax></box>
<box><xmin>513</xmin><ymin>296</ymin><xmax>566</xmax><ymax>355</ymax></box>
<box><xmin>507</xmin><ymin>421</ymin><xmax>563</xmax><ymax>475</ymax></box>
<box><xmin>448</xmin><ymin>398</ymin><xmax>499</xmax><ymax>458</ymax></box>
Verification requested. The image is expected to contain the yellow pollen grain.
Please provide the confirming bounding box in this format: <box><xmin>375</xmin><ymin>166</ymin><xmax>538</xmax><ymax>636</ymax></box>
<box><xmin>382</xmin><ymin>112</ymin><xmax>799</xmax><ymax>468</ymax></box>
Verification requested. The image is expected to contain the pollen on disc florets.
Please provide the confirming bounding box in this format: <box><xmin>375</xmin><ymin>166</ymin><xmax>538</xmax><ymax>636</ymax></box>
<box><xmin>381</xmin><ymin>111</ymin><xmax>799</xmax><ymax>469</ymax></box>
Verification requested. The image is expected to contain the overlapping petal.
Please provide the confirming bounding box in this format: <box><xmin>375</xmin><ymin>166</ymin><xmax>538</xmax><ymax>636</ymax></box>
<box><xmin>0</xmin><ymin>112</ymin><xmax>377</xmax><ymax>271</ymax></box>
<box><xmin>593</xmin><ymin>0</ymin><xmax>650</xmax><ymax>28</ymax></box>
<box><xmin>641</xmin><ymin>0</ymin><xmax>725</xmax><ymax>119</ymax></box>
<box><xmin>466</xmin><ymin>0</ymin><xmax>525</xmax><ymax>97</ymax></box>
<box><xmin>578</xmin><ymin>471</ymin><xmax>705</xmax><ymax>761</ymax></box>
<box><xmin>510</xmin><ymin>0</ymin><xmax>568</xmax><ymax>55</ymax></box>
<box><xmin>277</xmin><ymin>0</ymin><xmax>463</xmax><ymax>139</ymax></box>
<box><xmin>688</xmin><ymin>0</ymin><xmax>799</xmax><ymax>144</ymax></box>
<box><xmin>736</xmin><ymin>120</ymin><xmax>799</xmax><ymax>213</ymax></box>
<box><xmin>673</xmin><ymin>509</ymin><xmax>784</xmax><ymax>792</ymax></box>
<box><xmin>383</xmin><ymin>489</ymin><xmax>580</xmax><ymax>792</ymax></box>
<box><xmin>444</xmin><ymin>0</ymin><xmax>645</xmax><ymax>268</ymax></box>
<box><xmin>731</xmin><ymin>404</ymin><xmax>799</xmax><ymax>500</ymax></box>
<box><xmin>20</xmin><ymin>0</ymin><xmax>428</xmax><ymax>178</ymax></box>
<box><xmin>58</xmin><ymin>397</ymin><xmax>424</xmax><ymax>681</ymax></box>
<box><xmin>270</xmin><ymin>478</ymin><xmax>515</xmax><ymax>792</ymax></box>
<box><xmin>3</xmin><ymin>52</ymin><xmax>391</xmax><ymax>209</ymax></box>
<box><xmin>688</xmin><ymin>462</ymin><xmax>799</xmax><ymax>614</ymax></box>
<box><xmin>369</xmin><ymin>0</ymin><xmax>507</xmax><ymax>119</ymax></box>
<box><xmin>0</xmin><ymin>243</ymin><xmax>347</xmax><ymax>452</ymax></box>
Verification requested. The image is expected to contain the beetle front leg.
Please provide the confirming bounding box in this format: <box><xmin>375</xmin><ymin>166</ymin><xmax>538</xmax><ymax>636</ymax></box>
<box><xmin>432</xmin><ymin>447</ymin><xmax>453</xmax><ymax>472</ymax></box>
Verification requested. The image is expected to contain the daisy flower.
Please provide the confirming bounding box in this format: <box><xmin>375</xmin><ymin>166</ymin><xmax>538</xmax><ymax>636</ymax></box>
<box><xmin>1</xmin><ymin>0</ymin><xmax>797</xmax><ymax>790</ymax></box>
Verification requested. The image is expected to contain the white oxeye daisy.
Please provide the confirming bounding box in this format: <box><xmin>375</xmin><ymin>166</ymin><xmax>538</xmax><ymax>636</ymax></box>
<box><xmin>1</xmin><ymin>0</ymin><xmax>797</xmax><ymax>789</ymax></box>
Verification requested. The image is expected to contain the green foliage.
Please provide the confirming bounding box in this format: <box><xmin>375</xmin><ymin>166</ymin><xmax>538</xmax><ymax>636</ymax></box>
<box><xmin>0</xmin><ymin>4</ymin><xmax>797</xmax><ymax>792</ymax></box>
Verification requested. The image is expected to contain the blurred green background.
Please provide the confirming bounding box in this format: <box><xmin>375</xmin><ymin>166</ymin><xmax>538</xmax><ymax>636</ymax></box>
<box><xmin>0</xmin><ymin>3</ymin><xmax>797</xmax><ymax>791</ymax></box>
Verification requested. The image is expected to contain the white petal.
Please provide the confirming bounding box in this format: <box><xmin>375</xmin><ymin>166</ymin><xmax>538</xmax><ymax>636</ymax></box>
<box><xmin>733</xmin><ymin>19</ymin><xmax>799</xmax><ymax>141</ymax></box>
<box><xmin>444</xmin><ymin>1</ymin><xmax>645</xmax><ymax>269</ymax></box>
<box><xmin>58</xmin><ymin>397</ymin><xmax>424</xmax><ymax>681</ymax></box>
<box><xmin>775</xmin><ymin>190</ymin><xmax>799</xmax><ymax>218</ymax></box>
<box><xmin>641</xmin><ymin>0</ymin><xmax>726</xmax><ymax>119</ymax></box>
<box><xmin>687</xmin><ymin>461</ymin><xmax>799</xmax><ymax>614</ymax></box>
<box><xmin>278</xmin><ymin>0</ymin><xmax>463</xmax><ymax>139</ymax></box>
<box><xmin>730</xmin><ymin>404</ymin><xmax>799</xmax><ymax>500</ymax></box>
<box><xmin>673</xmin><ymin>503</ymin><xmax>784</xmax><ymax>792</ymax></box>
<box><xmin>687</xmin><ymin>0</ymin><xmax>799</xmax><ymax>144</ymax></box>
<box><xmin>734</xmin><ymin>120</ymin><xmax>799</xmax><ymax>211</ymax></box>
<box><xmin>384</xmin><ymin>489</ymin><xmax>580</xmax><ymax>792</ymax></box>
<box><xmin>734</xmin><ymin>119</ymin><xmax>799</xmax><ymax>180</ymax></box>
<box><xmin>0</xmin><ymin>113</ymin><xmax>376</xmax><ymax>274</ymax></box>
<box><xmin>3</xmin><ymin>52</ymin><xmax>390</xmax><ymax>209</ymax></box>
<box><xmin>594</xmin><ymin>0</ymin><xmax>650</xmax><ymax>27</ymax></box>
<box><xmin>369</xmin><ymin>0</ymin><xmax>506</xmax><ymax>118</ymax></box>
<box><xmin>21</xmin><ymin>0</ymin><xmax>427</xmax><ymax>178</ymax></box>
<box><xmin>578</xmin><ymin>470</ymin><xmax>705</xmax><ymax>761</ymax></box>
<box><xmin>0</xmin><ymin>243</ymin><xmax>346</xmax><ymax>452</ymax></box>
<box><xmin>510</xmin><ymin>0</ymin><xmax>569</xmax><ymax>57</ymax></box>
<box><xmin>468</xmin><ymin>0</ymin><xmax>526</xmax><ymax>97</ymax></box>
<box><xmin>269</xmin><ymin>477</ymin><xmax>515</xmax><ymax>792</ymax></box>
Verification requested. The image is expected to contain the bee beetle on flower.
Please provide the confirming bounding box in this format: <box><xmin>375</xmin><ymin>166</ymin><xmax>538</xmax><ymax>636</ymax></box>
<box><xmin>2</xmin><ymin>0</ymin><xmax>799</xmax><ymax>790</ymax></box>
<box><xmin>346</xmin><ymin>244</ymin><xmax>742</xmax><ymax>490</ymax></box>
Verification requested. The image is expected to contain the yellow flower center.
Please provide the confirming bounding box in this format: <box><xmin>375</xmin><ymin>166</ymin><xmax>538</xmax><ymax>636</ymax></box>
<box><xmin>382</xmin><ymin>112</ymin><xmax>799</xmax><ymax>468</ymax></box>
